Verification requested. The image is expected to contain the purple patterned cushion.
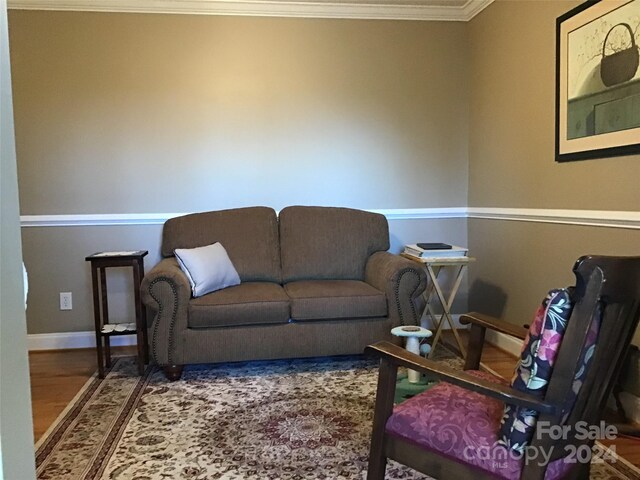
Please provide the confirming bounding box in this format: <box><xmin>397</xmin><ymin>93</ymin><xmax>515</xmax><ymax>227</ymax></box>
<box><xmin>498</xmin><ymin>289</ymin><xmax>574</xmax><ymax>452</ymax></box>
<box><xmin>385</xmin><ymin>371</ymin><xmax>576</xmax><ymax>479</ymax></box>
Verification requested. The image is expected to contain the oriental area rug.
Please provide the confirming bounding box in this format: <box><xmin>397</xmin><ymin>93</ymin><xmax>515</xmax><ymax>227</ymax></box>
<box><xmin>35</xmin><ymin>354</ymin><xmax>639</xmax><ymax>480</ymax></box>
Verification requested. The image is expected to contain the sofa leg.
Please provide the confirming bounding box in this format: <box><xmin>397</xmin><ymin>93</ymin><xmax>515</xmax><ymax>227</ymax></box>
<box><xmin>163</xmin><ymin>365</ymin><xmax>184</xmax><ymax>381</ymax></box>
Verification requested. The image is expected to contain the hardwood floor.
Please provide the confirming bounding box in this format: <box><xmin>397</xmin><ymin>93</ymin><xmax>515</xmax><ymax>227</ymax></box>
<box><xmin>30</xmin><ymin>346</ymin><xmax>135</xmax><ymax>442</ymax></box>
<box><xmin>30</xmin><ymin>341</ymin><xmax>640</xmax><ymax>469</ymax></box>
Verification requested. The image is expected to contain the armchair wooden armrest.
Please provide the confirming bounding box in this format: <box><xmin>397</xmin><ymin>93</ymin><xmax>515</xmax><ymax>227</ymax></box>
<box><xmin>459</xmin><ymin>312</ymin><xmax>528</xmax><ymax>370</ymax></box>
<box><xmin>459</xmin><ymin>312</ymin><xmax>528</xmax><ymax>340</ymax></box>
<box><xmin>366</xmin><ymin>341</ymin><xmax>556</xmax><ymax>415</ymax></box>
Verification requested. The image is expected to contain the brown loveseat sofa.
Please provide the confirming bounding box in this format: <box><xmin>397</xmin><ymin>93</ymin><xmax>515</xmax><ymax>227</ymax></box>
<box><xmin>141</xmin><ymin>206</ymin><xmax>427</xmax><ymax>380</ymax></box>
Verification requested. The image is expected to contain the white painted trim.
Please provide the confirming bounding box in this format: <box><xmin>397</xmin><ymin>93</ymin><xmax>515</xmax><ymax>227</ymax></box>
<box><xmin>485</xmin><ymin>330</ymin><xmax>521</xmax><ymax>356</ymax></box>
<box><xmin>20</xmin><ymin>207</ymin><xmax>640</xmax><ymax>229</ymax></box>
<box><xmin>30</xmin><ymin>319</ymin><xmax>467</xmax><ymax>351</ymax></box>
<box><xmin>20</xmin><ymin>213</ymin><xmax>185</xmax><ymax>227</ymax></box>
<box><xmin>420</xmin><ymin>313</ymin><xmax>468</xmax><ymax>330</ymax></box>
<box><xmin>28</xmin><ymin>331</ymin><xmax>136</xmax><ymax>350</ymax></box>
<box><xmin>460</xmin><ymin>0</ymin><xmax>491</xmax><ymax>20</ymax></box>
<box><xmin>369</xmin><ymin>207</ymin><xmax>467</xmax><ymax>221</ymax></box>
<box><xmin>467</xmin><ymin>207</ymin><xmax>640</xmax><ymax>230</ymax></box>
<box><xmin>618</xmin><ymin>391</ymin><xmax>640</xmax><ymax>424</ymax></box>
<box><xmin>19</xmin><ymin>208</ymin><xmax>467</xmax><ymax>227</ymax></box>
<box><xmin>33</xmin><ymin>316</ymin><xmax>469</xmax><ymax>351</ymax></box>
<box><xmin>7</xmin><ymin>0</ymin><xmax>493</xmax><ymax>21</ymax></box>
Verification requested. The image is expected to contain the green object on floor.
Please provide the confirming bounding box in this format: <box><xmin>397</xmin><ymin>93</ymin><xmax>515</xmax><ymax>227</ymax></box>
<box><xmin>394</xmin><ymin>371</ymin><xmax>437</xmax><ymax>404</ymax></box>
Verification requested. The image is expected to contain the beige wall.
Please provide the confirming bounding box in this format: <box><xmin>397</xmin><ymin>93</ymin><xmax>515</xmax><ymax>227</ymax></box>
<box><xmin>10</xmin><ymin>11</ymin><xmax>469</xmax><ymax>215</ymax></box>
<box><xmin>9</xmin><ymin>10</ymin><xmax>472</xmax><ymax>335</ymax></box>
<box><xmin>469</xmin><ymin>219</ymin><xmax>640</xmax><ymax>323</ymax></box>
<box><xmin>22</xmin><ymin>217</ymin><xmax>468</xmax><ymax>334</ymax></box>
<box><xmin>468</xmin><ymin>0</ymin><xmax>640</xmax><ymax>210</ymax></box>
<box><xmin>21</xmin><ymin>225</ymin><xmax>163</xmax><ymax>334</ymax></box>
<box><xmin>11</xmin><ymin>3</ymin><xmax>639</xmax><ymax>347</ymax></box>
<box><xmin>467</xmin><ymin>0</ymin><xmax>640</xmax><ymax>345</ymax></box>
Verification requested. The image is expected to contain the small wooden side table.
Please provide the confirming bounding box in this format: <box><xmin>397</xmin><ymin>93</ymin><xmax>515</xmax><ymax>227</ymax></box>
<box><xmin>85</xmin><ymin>251</ymin><xmax>149</xmax><ymax>378</ymax></box>
<box><xmin>401</xmin><ymin>253</ymin><xmax>475</xmax><ymax>360</ymax></box>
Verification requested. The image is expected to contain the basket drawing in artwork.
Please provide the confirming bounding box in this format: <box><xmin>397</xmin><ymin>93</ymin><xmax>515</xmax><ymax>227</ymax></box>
<box><xmin>600</xmin><ymin>23</ymin><xmax>639</xmax><ymax>87</ymax></box>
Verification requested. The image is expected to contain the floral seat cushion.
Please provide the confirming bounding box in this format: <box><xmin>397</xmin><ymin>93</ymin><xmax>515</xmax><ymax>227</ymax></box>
<box><xmin>385</xmin><ymin>370</ymin><xmax>575</xmax><ymax>479</ymax></box>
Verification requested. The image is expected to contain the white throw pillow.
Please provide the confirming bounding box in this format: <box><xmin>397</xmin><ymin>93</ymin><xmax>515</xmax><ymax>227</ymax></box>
<box><xmin>174</xmin><ymin>242</ymin><xmax>241</xmax><ymax>297</ymax></box>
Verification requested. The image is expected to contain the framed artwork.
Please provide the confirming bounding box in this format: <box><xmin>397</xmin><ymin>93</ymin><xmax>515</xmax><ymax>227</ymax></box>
<box><xmin>556</xmin><ymin>0</ymin><xmax>640</xmax><ymax>162</ymax></box>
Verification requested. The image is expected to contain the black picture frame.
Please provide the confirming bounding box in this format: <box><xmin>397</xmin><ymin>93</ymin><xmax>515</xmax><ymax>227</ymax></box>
<box><xmin>555</xmin><ymin>0</ymin><xmax>640</xmax><ymax>162</ymax></box>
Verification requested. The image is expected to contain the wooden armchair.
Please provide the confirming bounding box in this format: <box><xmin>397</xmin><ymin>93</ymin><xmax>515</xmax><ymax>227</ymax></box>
<box><xmin>366</xmin><ymin>255</ymin><xmax>640</xmax><ymax>480</ymax></box>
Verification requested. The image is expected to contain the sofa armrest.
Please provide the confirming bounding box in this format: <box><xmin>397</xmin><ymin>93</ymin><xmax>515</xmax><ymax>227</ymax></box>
<box><xmin>140</xmin><ymin>257</ymin><xmax>192</xmax><ymax>366</ymax></box>
<box><xmin>365</xmin><ymin>251</ymin><xmax>427</xmax><ymax>326</ymax></box>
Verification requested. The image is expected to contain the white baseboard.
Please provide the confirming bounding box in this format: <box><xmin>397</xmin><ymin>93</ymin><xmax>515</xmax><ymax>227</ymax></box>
<box><xmin>420</xmin><ymin>313</ymin><xmax>469</xmax><ymax>331</ymax></box>
<box><xmin>28</xmin><ymin>331</ymin><xmax>137</xmax><ymax>351</ymax></box>
<box><xmin>485</xmin><ymin>330</ymin><xmax>521</xmax><ymax>356</ymax></box>
<box><xmin>618</xmin><ymin>392</ymin><xmax>640</xmax><ymax>424</ymax></box>
<box><xmin>30</xmin><ymin>315</ymin><xmax>470</xmax><ymax>351</ymax></box>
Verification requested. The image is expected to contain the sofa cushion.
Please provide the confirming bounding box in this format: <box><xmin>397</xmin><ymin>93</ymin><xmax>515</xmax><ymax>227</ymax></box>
<box><xmin>279</xmin><ymin>206</ymin><xmax>389</xmax><ymax>282</ymax></box>
<box><xmin>174</xmin><ymin>242</ymin><xmax>241</xmax><ymax>297</ymax></box>
<box><xmin>162</xmin><ymin>207</ymin><xmax>282</xmax><ymax>283</ymax></box>
<box><xmin>188</xmin><ymin>282</ymin><xmax>290</xmax><ymax>328</ymax></box>
<box><xmin>284</xmin><ymin>280</ymin><xmax>387</xmax><ymax>321</ymax></box>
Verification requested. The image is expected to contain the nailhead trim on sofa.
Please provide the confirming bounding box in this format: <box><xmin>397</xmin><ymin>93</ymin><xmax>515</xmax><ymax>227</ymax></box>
<box><xmin>395</xmin><ymin>267</ymin><xmax>422</xmax><ymax>325</ymax></box>
<box><xmin>148</xmin><ymin>276</ymin><xmax>179</xmax><ymax>366</ymax></box>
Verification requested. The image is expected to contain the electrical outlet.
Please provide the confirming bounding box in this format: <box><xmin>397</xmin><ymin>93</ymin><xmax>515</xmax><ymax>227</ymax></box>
<box><xmin>60</xmin><ymin>292</ymin><xmax>72</xmax><ymax>310</ymax></box>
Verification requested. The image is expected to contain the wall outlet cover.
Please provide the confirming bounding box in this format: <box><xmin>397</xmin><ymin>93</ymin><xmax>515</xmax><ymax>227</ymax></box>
<box><xmin>59</xmin><ymin>292</ymin><xmax>72</xmax><ymax>310</ymax></box>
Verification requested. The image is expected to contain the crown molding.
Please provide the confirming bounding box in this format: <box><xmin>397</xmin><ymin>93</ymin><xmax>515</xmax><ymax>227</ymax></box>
<box><xmin>460</xmin><ymin>0</ymin><xmax>491</xmax><ymax>20</ymax></box>
<box><xmin>7</xmin><ymin>0</ymin><xmax>494</xmax><ymax>21</ymax></box>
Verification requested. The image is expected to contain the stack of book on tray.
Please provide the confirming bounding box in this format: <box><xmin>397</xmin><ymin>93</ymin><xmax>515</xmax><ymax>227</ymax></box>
<box><xmin>403</xmin><ymin>243</ymin><xmax>468</xmax><ymax>259</ymax></box>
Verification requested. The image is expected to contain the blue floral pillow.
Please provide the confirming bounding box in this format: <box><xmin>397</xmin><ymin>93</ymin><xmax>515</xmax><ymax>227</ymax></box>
<box><xmin>498</xmin><ymin>288</ymin><xmax>574</xmax><ymax>453</ymax></box>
